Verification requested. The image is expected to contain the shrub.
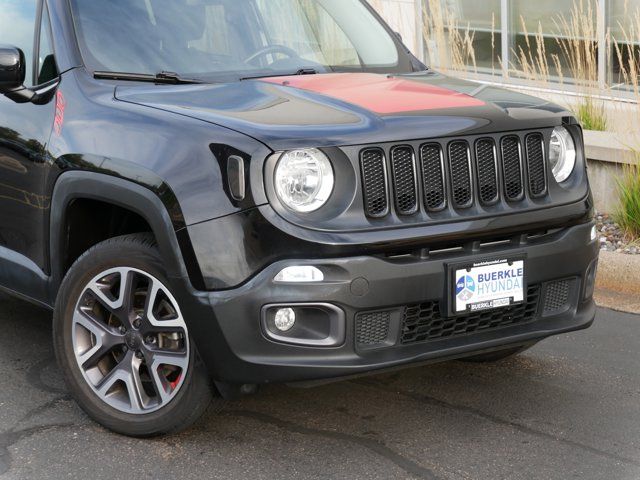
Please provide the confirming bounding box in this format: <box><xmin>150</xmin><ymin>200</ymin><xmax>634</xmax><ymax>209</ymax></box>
<box><xmin>575</xmin><ymin>99</ymin><xmax>608</xmax><ymax>131</ymax></box>
<box><xmin>616</xmin><ymin>163</ymin><xmax>640</xmax><ymax>240</ymax></box>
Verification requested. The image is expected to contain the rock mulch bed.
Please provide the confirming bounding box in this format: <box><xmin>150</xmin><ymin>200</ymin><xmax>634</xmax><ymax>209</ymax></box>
<box><xmin>597</xmin><ymin>212</ymin><xmax>639</xmax><ymax>254</ymax></box>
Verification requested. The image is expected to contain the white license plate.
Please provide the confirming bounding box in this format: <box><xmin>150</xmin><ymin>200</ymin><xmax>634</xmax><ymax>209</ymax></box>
<box><xmin>454</xmin><ymin>259</ymin><xmax>525</xmax><ymax>314</ymax></box>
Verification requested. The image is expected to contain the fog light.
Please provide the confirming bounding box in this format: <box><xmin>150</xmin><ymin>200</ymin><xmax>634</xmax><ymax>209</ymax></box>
<box><xmin>590</xmin><ymin>225</ymin><xmax>598</xmax><ymax>242</ymax></box>
<box><xmin>274</xmin><ymin>308</ymin><xmax>296</xmax><ymax>332</ymax></box>
<box><xmin>274</xmin><ymin>266</ymin><xmax>324</xmax><ymax>283</ymax></box>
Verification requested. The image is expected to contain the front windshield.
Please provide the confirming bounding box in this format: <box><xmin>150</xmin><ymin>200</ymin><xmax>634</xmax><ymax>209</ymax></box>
<box><xmin>69</xmin><ymin>0</ymin><xmax>409</xmax><ymax>82</ymax></box>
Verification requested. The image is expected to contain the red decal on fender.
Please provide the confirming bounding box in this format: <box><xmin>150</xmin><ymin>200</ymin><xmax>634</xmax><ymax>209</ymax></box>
<box><xmin>54</xmin><ymin>91</ymin><xmax>66</xmax><ymax>136</ymax></box>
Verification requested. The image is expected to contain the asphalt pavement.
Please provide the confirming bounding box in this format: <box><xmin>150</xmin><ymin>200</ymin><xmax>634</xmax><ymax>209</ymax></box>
<box><xmin>0</xmin><ymin>292</ymin><xmax>638</xmax><ymax>480</ymax></box>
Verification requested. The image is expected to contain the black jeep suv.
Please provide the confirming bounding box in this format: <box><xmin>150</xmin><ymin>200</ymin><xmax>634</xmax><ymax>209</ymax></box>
<box><xmin>0</xmin><ymin>0</ymin><xmax>598</xmax><ymax>436</ymax></box>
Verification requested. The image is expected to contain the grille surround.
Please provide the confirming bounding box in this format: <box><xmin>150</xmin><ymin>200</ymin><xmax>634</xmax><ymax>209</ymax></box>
<box><xmin>360</xmin><ymin>148</ymin><xmax>389</xmax><ymax>218</ymax></box>
<box><xmin>475</xmin><ymin>138</ymin><xmax>499</xmax><ymax>205</ymax></box>
<box><xmin>419</xmin><ymin>143</ymin><xmax>447</xmax><ymax>212</ymax></box>
<box><xmin>501</xmin><ymin>136</ymin><xmax>525</xmax><ymax>202</ymax></box>
<box><xmin>448</xmin><ymin>140</ymin><xmax>473</xmax><ymax>209</ymax></box>
<box><xmin>525</xmin><ymin>133</ymin><xmax>548</xmax><ymax>197</ymax></box>
<box><xmin>390</xmin><ymin>145</ymin><xmax>419</xmax><ymax>215</ymax></box>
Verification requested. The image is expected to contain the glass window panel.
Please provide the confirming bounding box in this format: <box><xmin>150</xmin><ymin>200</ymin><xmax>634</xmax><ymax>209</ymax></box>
<box><xmin>510</xmin><ymin>0</ymin><xmax>598</xmax><ymax>84</ymax></box>
<box><xmin>37</xmin><ymin>4</ymin><xmax>58</xmax><ymax>85</ymax></box>
<box><xmin>609</xmin><ymin>0</ymin><xmax>640</xmax><ymax>87</ymax></box>
<box><xmin>423</xmin><ymin>0</ymin><xmax>501</xmax><ymax>72</ymax></box>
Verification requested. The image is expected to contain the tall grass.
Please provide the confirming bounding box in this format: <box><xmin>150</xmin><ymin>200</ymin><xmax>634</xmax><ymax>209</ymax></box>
<box><xmin>612</xmin><ymin>9</ymin><xmax>640</xmax><ymax>133</ymax></box>
<box><xmin>422</xmin><ymin>0</ymin><xmax>481</xmax><ymax>74</ymax></box>
<box><xmin>616</xmin><ymin>163</ymin><xmax>640</xmax><ymax>239</ymax></box>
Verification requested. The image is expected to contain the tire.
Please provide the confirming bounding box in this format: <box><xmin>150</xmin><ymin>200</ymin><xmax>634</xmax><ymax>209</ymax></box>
<box><xmin>53</xmin><ymin>233</ymin><xmax>221</xmax><ymax>437</ymax></box>
<box><xmin>462</xmin><ymin>344</ymin><xmax>536</xmax><ymax>363</ymax></box>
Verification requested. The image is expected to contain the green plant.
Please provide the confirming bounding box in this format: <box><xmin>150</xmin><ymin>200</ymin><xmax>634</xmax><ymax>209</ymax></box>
<box><xmin>575</xmin><ymin>99</ymin><xmax>608</xmax><ymax>131</ymax></box>
<box><xmin>616</xmin><ymin>163</ymin><xmax>640</xmax><ymax>240</ymax></box>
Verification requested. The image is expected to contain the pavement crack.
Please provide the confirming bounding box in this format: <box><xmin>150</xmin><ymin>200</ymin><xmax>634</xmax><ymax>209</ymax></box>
<box><xmin>226</xmin><ymin>409</ymin><xmax>442</xmax><ymax>480</ymax></box>
<box><xmin>0</xmin><ymin>395</ymin><xmax>78</xmax><ymax>476</ymax></box>
<box><xmin>26</xmin><ymin>357</ymin><xmax>67</xmax><ymax>395</ymax></box>
<box><xmin>355</xmin><ymin>379</ymin><xmax>640</xmax><ymax>468</ymax></box>
<box><xmin>0</xmin><ymin>422</ymin><xmax>77</xmax><ymax>476</ymax></box>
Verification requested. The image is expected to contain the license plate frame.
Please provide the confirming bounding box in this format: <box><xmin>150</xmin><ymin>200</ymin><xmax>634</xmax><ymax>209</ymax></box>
<box><xmin>448</xmin><ymin>256</ymin><xmax>527</xmax><ymax>316</ymax></box>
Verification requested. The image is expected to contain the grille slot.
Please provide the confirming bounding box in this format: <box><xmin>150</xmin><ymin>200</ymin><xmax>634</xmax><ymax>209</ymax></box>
<box><xmin>360</xmin><ymin>148</ymin><xmax>389</xmax><ymax>218</ymax></box>
<box><xmin>401</xmin><ymin>286</ymin><xmax>541</xmax><ymax>345</ymax></box>
<box><xmin>448</xmin><ymin>141</ymin><xmax>473</xmax><ymax>208</ymax></box>
<box><xmin>501</xmin><ymin>136</ymin><xmax>524</xmax><ymax>201</ymax></box>
<box><xmin>390</xmin><ymin>146</ymin><xmax>418</xmax><ymax>215</ymax></box>
<box><xmin>475</xmin><ymin>139</ymin><xmax>499</xmax><ymax>205</ymax></box>
<box><xmin>420</xmin><ymin>143</ymin><xmax>447</xmax><ymax>211</ymax></box>
<box><xmin>356</xmin><ymin>311</ymin><xmax>391</xmax><ymax>346</ymax></box>
<box><xmin>526</xmin><ymin>133</ymin><xmax>547</xmax><ymax>197</ymax></box>
<box><xmin>543</xmin><ymin>279</ymin><xmax>572</xmax><ymax>314</ymax></box>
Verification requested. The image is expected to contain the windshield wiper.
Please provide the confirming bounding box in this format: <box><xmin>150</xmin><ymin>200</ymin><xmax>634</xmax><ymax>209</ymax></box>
<box><xmin>94</xmin><ymin>71</ymin><xmax>205</xmax><ymax>85</ymax></box>
<box><xmin>240</xmin><ymin>68</ymin><xmax>318</xmax><ymax>81</ymax></box>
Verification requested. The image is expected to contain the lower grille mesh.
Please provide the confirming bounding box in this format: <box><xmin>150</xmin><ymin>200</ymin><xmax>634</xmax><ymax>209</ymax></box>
<box><xmin>543</xmin><ymin>280</ymin><xmax>571</xmax><ymax>314</ymax></box>
<box><xmin>356</xmin><ymin>311</ymin><xmax>391</xmax><ymax>346</ymax></box>
<box><xmin>401</xmin><ymin>286</ymin><xmax>541</xmax><ymax>345</ymax></box>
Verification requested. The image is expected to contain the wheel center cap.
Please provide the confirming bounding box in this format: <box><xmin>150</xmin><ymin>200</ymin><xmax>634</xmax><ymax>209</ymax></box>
<box><xmin>125</xmin><ymin>331</ymin><xmax>143</xmax><ymax>350</ymax></box>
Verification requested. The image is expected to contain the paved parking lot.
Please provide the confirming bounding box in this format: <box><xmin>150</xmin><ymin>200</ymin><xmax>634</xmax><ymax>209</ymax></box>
<box><xmin>0</xmin><ymin>292</ymin><xmax>639</xmax><ymax>480</ymax></box>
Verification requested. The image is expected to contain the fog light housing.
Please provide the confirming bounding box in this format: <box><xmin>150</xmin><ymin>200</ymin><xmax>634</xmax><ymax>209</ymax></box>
<box><xmin>274</xmin><ymin>266</ymin><xmax>324</xmax><ymax>283</ymax></box>
<box><xmin>274</xmin><ymin>308</ymin><xmax>296</xmax><ymax>332</ymax></box>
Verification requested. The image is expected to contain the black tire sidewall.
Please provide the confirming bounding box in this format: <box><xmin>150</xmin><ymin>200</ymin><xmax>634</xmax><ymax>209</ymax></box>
<box><xmin>53</xmin><ymin>235</ymin><xmax>212</xmax><ymax>437</ymax></box>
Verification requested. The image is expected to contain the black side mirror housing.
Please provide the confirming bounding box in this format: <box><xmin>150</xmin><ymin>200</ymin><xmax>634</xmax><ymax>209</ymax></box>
<box><xmin>0</xmin><ymin>46</ymin><xmax>26</xmax><ymax>94</ymax></box>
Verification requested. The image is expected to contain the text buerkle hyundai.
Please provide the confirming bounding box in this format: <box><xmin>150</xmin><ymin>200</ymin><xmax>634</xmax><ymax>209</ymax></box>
<box><xmin>0</xmin><ymin>0</ymin><xmax>599</xmax><ymax>436</ymax></box>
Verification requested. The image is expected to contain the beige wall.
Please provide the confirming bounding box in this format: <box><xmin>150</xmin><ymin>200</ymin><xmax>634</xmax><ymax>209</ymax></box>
<box><xmin>368</xmin><ymin>0</ymin><xmax>420</xmax><ymax>55</ymax></box>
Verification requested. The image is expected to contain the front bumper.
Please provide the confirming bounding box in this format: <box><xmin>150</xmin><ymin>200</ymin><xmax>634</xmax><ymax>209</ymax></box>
<box><xmin>177</xmin><ymin>221</ymin><xmax>599</xmax><ymax>385</ymax></box>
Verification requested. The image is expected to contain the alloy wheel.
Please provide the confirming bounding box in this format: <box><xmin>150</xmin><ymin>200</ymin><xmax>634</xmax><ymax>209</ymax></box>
<box><xmin>71</xmin><ymin>267</ymin><xmax>189</xmax><ymax>414</ymax></box>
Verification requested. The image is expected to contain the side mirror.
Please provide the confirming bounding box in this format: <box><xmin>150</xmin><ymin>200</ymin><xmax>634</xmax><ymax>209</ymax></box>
<box><xmin>0</xmin><ymin>46</ymin><xmax>26</xmax><ymax>94</ymax></box>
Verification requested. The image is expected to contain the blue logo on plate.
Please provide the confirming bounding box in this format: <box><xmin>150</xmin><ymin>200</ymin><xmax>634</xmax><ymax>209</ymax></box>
<box><xmin>456</xmin><ymin>275</ymin><xmax>476</xmax><ymax>301</ymax></box>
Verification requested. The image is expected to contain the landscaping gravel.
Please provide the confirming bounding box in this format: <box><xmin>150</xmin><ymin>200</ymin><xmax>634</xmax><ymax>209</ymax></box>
<box><xmin>596</xmin><ymin>211</ymin><xmax>640</xmax><ymax>254</ymax></box>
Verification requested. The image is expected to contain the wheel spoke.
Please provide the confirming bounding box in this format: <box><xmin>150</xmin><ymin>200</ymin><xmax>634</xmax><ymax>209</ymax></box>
<box><xmin>87</xmin><ymin>268</ymin><xmax>125</xmax><ymax>311</ymax></box>
<box><xmin>145</xmin><ymin>279</ymin><xmax>184</xmax><ymax>329</ymax></box>
<box><xmin>73</xmin><ymin>308</ymin><xmax>122</xmax><ymax>369</ymax></box>
<box><xmin>149</xmin><ymin>350</ymin><xmax>189</xmax><ymax>405</ymax></box>
<box><xmin>124</xmin><ymin>355</ymin><xmax>146</xmax><ymax>412</ymax></box>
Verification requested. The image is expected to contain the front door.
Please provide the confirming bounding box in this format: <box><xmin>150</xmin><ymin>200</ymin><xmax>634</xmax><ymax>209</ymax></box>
<box><xmin>0</xmin><ymin>0</ymin><xmax>59</xmax><ymax>277</ymax></box>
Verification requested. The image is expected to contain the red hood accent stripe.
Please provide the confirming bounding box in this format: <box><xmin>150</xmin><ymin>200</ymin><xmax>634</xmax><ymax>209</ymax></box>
<box><xmin>260</xmin><ymin>73</ymin><xmax>485</xmax><ymax>114</ymax></box>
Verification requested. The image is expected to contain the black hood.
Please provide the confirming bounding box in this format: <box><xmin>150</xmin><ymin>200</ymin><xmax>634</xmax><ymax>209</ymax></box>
<box><xmin>115</xmin><ymin>71</ymin><xmax>572</xmax><ymax>151</ymax></box>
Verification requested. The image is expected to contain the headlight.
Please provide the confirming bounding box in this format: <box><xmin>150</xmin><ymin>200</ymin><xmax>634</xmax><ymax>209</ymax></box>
<box><xmin>274</xmin><ymin>149</ymin><xmax>334</xmax><ymax>213</ymax></box>
<box><xmin>549</xmin><ymin>127</ymin><xmax>576</xmax><ymax>183</ymax></box>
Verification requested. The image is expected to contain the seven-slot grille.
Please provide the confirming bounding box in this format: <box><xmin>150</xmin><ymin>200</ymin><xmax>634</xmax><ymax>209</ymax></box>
<box><xmin>360</xmin><ymin>132</ymin><xmax>549</xmax><ymax>218</ymax></box>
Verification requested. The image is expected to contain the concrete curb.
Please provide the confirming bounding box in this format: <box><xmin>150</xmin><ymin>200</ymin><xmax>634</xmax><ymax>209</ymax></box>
<box><xmin>595</xmin><ymin>250</ymin><xmax>640</xmax><ymax>314</ymax></box>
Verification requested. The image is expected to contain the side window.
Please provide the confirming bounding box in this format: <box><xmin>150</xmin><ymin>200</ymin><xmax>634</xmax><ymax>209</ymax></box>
<box><xmin>0</xmin><ymin>0</ymin><xmax>38</xmax><ymax>86</ymax></box>
<box><xmin>37</xmin><ymin>4</ymin><xmax>58</xmax><ymax>85</ymax></box>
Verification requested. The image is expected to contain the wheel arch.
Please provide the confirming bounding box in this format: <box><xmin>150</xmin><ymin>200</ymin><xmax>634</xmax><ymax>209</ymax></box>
<box><xmin>49</xmin><ymin>171</ymin><xmax>204</xmax><ymax>303</ymax></box>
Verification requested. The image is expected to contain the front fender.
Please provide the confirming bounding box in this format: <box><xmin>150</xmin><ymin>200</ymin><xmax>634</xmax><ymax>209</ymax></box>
<box><xmin>49</xmin><ymin>171</ymin><xmax>201</xmax><ymax>303</ymax></box>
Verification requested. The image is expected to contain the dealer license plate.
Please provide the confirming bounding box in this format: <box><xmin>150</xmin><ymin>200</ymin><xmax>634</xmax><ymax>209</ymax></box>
<box><xmin>453</xmin><ymin>259</ymin><xmax>525</xmax><ymax>314</ymax></box>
